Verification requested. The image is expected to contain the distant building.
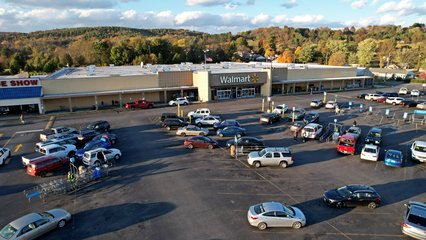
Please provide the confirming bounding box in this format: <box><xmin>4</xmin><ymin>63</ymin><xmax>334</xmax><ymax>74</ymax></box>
<box><xmin>369</xmin><ymin>68</ymin><xmax>416</xmax><ymax>80</ymax></box>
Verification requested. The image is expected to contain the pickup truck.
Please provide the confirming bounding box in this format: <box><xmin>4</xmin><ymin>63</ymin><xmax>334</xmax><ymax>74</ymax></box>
<box><xmin>39</xmin><ymin>127</ymin><xmax>78</xmax><ymax>142</ymax></box>
<box><xmin>125</xmin><ymin>99</ymin><xmax>154</xmax><ymax>110</ymax></box>
<box><xmin>22</xmin><ymin>144</ymin><xmax>76</xmax><ymax>166</ymax></box>
<box><xmin>337</xmin><ymin>134</ymin><xmax>356</xmax><ymax>155</ymax></box>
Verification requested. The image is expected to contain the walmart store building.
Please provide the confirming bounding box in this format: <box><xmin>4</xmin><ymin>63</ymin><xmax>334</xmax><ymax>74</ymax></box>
<box><xmin>0</xmin><ymin>62</ymin><xmax>373</xmax><ymax>114</ymax></box>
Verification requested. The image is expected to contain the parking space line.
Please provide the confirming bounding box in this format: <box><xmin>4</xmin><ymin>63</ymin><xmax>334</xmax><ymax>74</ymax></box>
<box><xmin>325</xmin><ymin>222</ymin><xmax>352</xmax><ymax>240</ymax></box>
<box><xmin>14</xmin><ymin>144</ymin><xmax>23</xmax><ymax>153</ymax></box>
<box><xmin>252</xmin><ymin>231</ymin><xmax>404</xmax><ymax>238</ymax></box>
<box><xmin>206</xmin><ymin>178</ymin><xmax>267</xmax><ymax>182</ymax></box>
<box><xmin>15</xmin><ymin>129</ymin><xmax>44</xmax><ymax>134</ymax></box>
<box><xmin>2</xmin><ymin>132</ymin><xmax>16</xmax><ymax>148</ymax></box>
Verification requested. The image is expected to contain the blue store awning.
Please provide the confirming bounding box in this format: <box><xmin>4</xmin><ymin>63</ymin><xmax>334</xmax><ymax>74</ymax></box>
<box><xmin>0</xmin><ymin>86</ymin><xmax>42</xmax><ymax>99</ymax></box>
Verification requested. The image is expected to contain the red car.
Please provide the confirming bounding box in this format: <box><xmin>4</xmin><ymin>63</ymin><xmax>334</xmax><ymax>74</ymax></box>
<box><xmin>184</xmin><ymin>136</ymin><xmax>219</xmax><ymax>149</ymax></box>
<box><xmin>337</xmin><ymin>134</ymin><xmax>356</xmax><ymax>155</ymax></box>
<box><xmin>376</xmin><ymin>96</ymin><xmax>386</xmax><ymax>103</ymax></box>
<box><xmin>26</xmin><ymin>155</ymin><xmax>70</xmax><ymax>177</ymax></box>
<box><xmin>125</xmin><ymin>99</ymin><xmax>154</xmax><ymax>110</ymax></box>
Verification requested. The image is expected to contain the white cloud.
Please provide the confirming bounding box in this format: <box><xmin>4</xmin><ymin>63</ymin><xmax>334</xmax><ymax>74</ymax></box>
<box><xmin>351</xmin><ymin>0</ymin><xmax>367</xmax><ymax>9</ymax></box>
<box><xmin>186</xmin><ymin>0</ymin><xmax>231</xmax><ymax>6</ymax></box>
<box><xmin>271</xmin><ymin>15</ymin><xmax>289</xmax><ymax>23</ymax></box>
<box><xmin>4</xmin><ymin>0</ymin><xmax>117</xmax><ymax>9</ymax></box>
<box><xmin>358</xmin><ymin>17</ymin><xmax>375</xmax><ymax>27</ymax></box>
<box><xmin>377</xmin><ymin>0</ymin><xmax>412</xmax><ymax>13</ymax></box>
<box><xmin>225</xmin><ymin>2</ymin><xmax>240</xmax><ymax>10</ymax></box>
<box><xmin>371</xmin><ymin>0</ymin><xmax>380</xmax><ymax>5</ymax></box>
<box><xmin>246</xmin><ymin>0</ymin><xmax>255</xmax><ymax>5</ymax></box>
<box><xmin>121</xmin><ymin>9</ymin><xmax>137</xmax><ymax>20</ymax></box>
<box><xmin>379</xmin><ymin>14</ymin><xmax>399</xmax><ymax>24</ymax></box>
<box><xmin>291</xmin><ymin>14</ymin><xmax>323</xmax><ymax>23</ymax></box>
<box><xmin>281</xmin><ymin>0</ymin><xmax>298</xmax><ymax>9</ymax></box>
<box><xmin>251</xmin><ymin>13</ymin><xmax>269</xmax><ymax>25</ymax></box>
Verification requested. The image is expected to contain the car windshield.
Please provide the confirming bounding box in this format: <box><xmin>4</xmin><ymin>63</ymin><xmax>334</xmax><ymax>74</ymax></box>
<box><xmin>348</xmin><ymin>129</ymin><xmax>358</xmax><ymax>134</ymax></box>
<box><xmin>282</xmin><ymin>205</ymin><xmax>295</xmax><ymax>217</ymax></box>
<box><xmin>258</xmin><ymin>149</ymin><xmax>266</xmax><ymax>157</ymax></box>
<box><xmin>408</xmin><ymin>214</ymin><xmax>426</xmax><ymax>227</ymax></box>
<box><xmin>339</xmin><ymin>141</ymin><xmax>354</xmax><ymax>147</ymax></box>
<box><xmin>86</xmin><ymin>123</ymin><xmax>96</xmax><ymax>130</ymax></box>
<box><xmin>84</xmin><ymin>143</ymin><xmax>96</xmax><ymax>150</ymax></box>
<box><xmin>304</xmin><ymin>128</ymin><xmax>314</xmax><ymax>133</ymax></box>
<box><xmin>254</xmin><ymin>204</ymin><xmax>264</xmax><ymax>214</ymax></box>
<box><xmin>38</xmin><ymin>212</ymin><xmax>54</xmax><ymax>219</ymax></box>
<box><xmin>368</xmin><ymin>132</ymin><xmax>381</xmax><ymax>138</ymax></box>
<box><xmin>414</xmin><ymin>145</ymin><xmax>426</xmax><ymax>153</ymax></box>
<box><xmin>0</xmin><ymin>224</ymin><xmax>17</xmax><ymax>239</ymax></box>
<box><xmin>337</xmin><ymin>186</ymin><xmax>352</xmax><ymax>197</ymax></box>
<box><xmin>387</xmin><ymin>152</ymin><xmax>401</xmax><ymax>159</ymax></box>
<box><xmin>364</xmin><ymin>148</ymin><xmax>376</xmax><ymax>153</ymax></box>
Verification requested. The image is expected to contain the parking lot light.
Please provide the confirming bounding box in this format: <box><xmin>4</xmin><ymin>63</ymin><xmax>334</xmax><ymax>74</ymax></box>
<box><xmin>262</xmin><ymin>98</ymin><xmax>265</xmax><ymax>112</ymax></box>
<box><xmin>324</xmin><ymin>92</ymin><xmax>327</xmax><ymax>103</ymax></box>
<box><xmin>292</xmin><ymin>107</ymin><xmax>295</xmax><ymax>122</ymax></box>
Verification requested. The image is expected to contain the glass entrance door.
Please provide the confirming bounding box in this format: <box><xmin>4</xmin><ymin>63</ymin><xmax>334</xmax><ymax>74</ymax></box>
<box><xmin>216</xmin><ymin>89</ymin><xmax>232</xmax><ymax>100</ymax></box>
<box><xmin>240</xmin><ymin>88</ymin><xmax>256</xmax><ymax>98</ymax></box>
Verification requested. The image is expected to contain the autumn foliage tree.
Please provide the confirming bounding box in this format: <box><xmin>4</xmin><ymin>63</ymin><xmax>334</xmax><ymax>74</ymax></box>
<box><xmin>277</xmin><ymin>50</ymin><xmax>294</xmax><ymax>63</ymax></box>
<box><xmin>328</xmin><ymin>52</ymin><xmax>346</xmax><ymax>66</ymax></box>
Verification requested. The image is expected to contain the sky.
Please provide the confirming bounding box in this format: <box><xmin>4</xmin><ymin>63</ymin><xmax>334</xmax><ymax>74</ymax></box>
<box><xmin>0</xmin><ymin>0</ymin><xmax>424</xmax><ymax>34</ymax></box>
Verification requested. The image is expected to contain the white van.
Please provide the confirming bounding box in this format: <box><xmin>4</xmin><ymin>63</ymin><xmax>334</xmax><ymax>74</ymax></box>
<box><xmin>411</xmin><ymin>141</ymin><xmax>426</xmax><ymax>162</ymax></box>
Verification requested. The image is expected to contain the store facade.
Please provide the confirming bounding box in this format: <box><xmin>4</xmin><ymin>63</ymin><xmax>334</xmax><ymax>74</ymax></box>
<box><xmin>0</xmin><ymin>78</ymin><xmax>43</xmax><ymax>114</ymax></box>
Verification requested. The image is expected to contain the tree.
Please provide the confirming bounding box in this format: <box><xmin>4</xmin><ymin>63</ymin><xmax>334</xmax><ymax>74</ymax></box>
<box><xmin>298</xmin><ymin>44</ymin><xmax>319</xmax><ymax>63</ymax></box>
<box><xmin>9</xmin><ymin>53</ymin><xmax>26</xmax><ymax>74</ymax></box>
<box><xmin>110</xmin><ymin>44</ymin><xmax>132</xmax><ymax>65</ymax></box>
<box><xmin>264</xmin><ymin>48</ymin><xmax>275</xmax><ymax>59</ymax></box>
<box><xmin>356</xmin><ymin>38</ymin><xmax>377</xmax><ymax>67</ymax></box>
<box><xmin>294</xmin><ymin>46</ymin><xmax>302</xmax><ymax>63</ymax></box>
<box><xmin>328</xmin><ymin>52</ymin><xmax>346</xmax><ymax>66</ymax></box>
<box><xmin>277</xmin><ymin>50</ymin><xmax>293</xmax><ymax>63</ymax></box>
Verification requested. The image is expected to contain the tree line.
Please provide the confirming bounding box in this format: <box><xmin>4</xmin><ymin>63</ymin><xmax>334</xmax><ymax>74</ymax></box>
<box><xmin>0</xmin><ymin>24</ymin><xmax>424</xmax><ymax>75</ymax></box>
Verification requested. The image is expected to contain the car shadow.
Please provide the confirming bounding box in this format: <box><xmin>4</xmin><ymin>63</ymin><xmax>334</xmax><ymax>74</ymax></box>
<box><xmin>44</xmin><ymin>202</ymin><xmax>176</xmax><ymax>239</ymax></box>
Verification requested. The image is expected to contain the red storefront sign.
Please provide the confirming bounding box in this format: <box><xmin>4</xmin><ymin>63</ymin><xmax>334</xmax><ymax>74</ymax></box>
<box><xmin>0</xmin><ymin>79</ymin><xmax>40</xmax><ymax>88</ymax></box>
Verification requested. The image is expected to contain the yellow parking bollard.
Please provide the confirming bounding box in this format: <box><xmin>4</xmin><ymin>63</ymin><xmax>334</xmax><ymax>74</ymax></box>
<box><xmin>177</xmin><ymin>103</ymin><xmax>181</xmax><ymax>117</ymax></box>
<box><xmin>292</xmin><ymin>107</ymin><xmax>295</xmax><ymax>122</ymax></box>
<box><xmin>261</xmin><ymin>98</ymin><xmax>265</xmax><ymax>112</ymax></box>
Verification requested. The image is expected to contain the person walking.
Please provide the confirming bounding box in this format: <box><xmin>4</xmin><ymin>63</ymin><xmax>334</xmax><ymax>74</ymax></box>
<box><xmin>353</xmin><ymin>120</ymin><xmax>357</xmax><ymax>127</ymax></box>
<box><xmin>19</xmin><ymin>112</ymin><xmax>25</xmax><ymax>124</ymax></box>
<box><xmin>293</xmin><ymin>129</ymin><xmax>299</xmax><ymax>141</ymax></box>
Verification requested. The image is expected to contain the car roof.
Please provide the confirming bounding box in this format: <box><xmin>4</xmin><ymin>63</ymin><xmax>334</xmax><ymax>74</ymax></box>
<box><xmin>306</xmin><ymin>123</ymin><xmax>320</xmax><ymax>127</ymax></box>
<box><xmin>341</xmin><ymin>134</ymin><xmax>355</xmax><ymax>140</ymax></box>
<box><xmin>264</xmin><ymin>147</ymin><xmax>291</xmax><ymax>153</ymax></box>
<box><xmin>9</xmin><ymin>213</ymin><xmax>42</xmax><ymax>229</ymax></box>
<box><xmin>30</xmin><ymin>155</ymin><xmax>60</xmax><ymax>163</ymax></box>
<box><xmin>387</xmin><ymin>149</ymin><xmax>402</xmax><ymax>155</ymax></box>
<box><xmin>85</xmin><ymin>148</ymin><xmax>107</xmax><ymax>154</ymax></box>
<box><xmin>347</xmin><ymin>185</ymin><xmax>375</xmax><ymax>192</ymax></box>
<box><xmin>364</xmin><ymin>144</ymin><xmax>378</xmax><ymax>149</ymax></box>
<box><xmin>413</xmin><ymin>141</ymin><xmax>426</xmax><ymax>147</ymax></box>
<box><xmin>369</xmin><ymin>127</ymin><xmax>382</xmax><ymax>133</ymax></box>
<box><xmin>262</xmin><ymin>202</ymin><xmax>284</xmax><ymax>212</ymax></box>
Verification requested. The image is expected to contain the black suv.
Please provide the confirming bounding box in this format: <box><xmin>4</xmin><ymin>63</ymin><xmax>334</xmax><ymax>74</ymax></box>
<box><xmin>381</xmin><ymin>92</ymin><xmax>399</xmax><ymax>98</ymax></box>
<box><xmin>160</xmin><ymin>113</ymin><xmax>186</xmax><ymax>122</ymax></box>
<box><xmin>85</xmin><ymin>120</ymin><xmax>111</xmax><ymax>133</ymax></box>
<box><xmin>364</xmin><ymin>127</ymin><xmax>383</xmax><ymax>145</ymax></box>
<box><xmin>323</xmin><ymin>185</ymin><xmax>381</xmax><ymax>209</ymax></box>
<box><xmin>77</xmin><ymin>129</ymin><xmax>98</xmax><ymax>147</ymax></box>
<box><xmin>226</xmin><ymin>137</ymin><xmax>265</xmax><ymax>155</ymax></box>
<box><xmin>260</xmin><ymin>113</ymin><xmax>281</xmax><ymax>124</ymax></box>
<box><xmin>162</xmin><ymin>118</ymin><xmax>188</xmax><ymax>130</ymax></box>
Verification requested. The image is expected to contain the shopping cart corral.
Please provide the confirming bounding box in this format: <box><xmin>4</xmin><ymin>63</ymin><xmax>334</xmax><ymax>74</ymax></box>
<box><xmin>24</xmin><ymin>163</ymin><xmax>111</xmax><ymax>202</ymax></box>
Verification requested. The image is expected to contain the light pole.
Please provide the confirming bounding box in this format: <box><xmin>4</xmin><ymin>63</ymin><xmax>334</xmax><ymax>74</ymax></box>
<box><xmin>203</xmin><ymin>49</ymin><xmax>209</xmax><ymax>65</ymax></box>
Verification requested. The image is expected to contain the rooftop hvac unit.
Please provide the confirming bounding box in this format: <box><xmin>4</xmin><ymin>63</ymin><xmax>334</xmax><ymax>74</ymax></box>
<box><xmin>140</xmin><ymin>62</ymin><xmax>144</xmax><ymax>68</ymax></box>
<box><xmin>86</xmin><ymin>65</ymin><xmax>96</xmax><ymax>76</ymax></box>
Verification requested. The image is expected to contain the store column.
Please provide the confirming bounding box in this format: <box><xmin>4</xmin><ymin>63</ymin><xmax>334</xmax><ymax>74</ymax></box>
<box><xmin>68</xmin><ymin>97</ymin><xmax>73</xmax><ymax>112</ymax></box>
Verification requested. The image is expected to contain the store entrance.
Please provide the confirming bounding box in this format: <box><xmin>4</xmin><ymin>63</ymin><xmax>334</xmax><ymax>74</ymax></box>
<box><xmin>237</xmin><ymin>87</ymin><xmax>256</xmax><ymax>98</ymax></box>
<box><xmin>216</xmin><ymin>89</ymin><xmax>232</xmax><ymax>100</ymax></box>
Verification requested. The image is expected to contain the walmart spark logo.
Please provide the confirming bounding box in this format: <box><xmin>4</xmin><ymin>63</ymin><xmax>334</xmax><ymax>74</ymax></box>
<box><xmin>251</xmin><ymin>73</ymin><xmax>259</xmax><ymax>83</ymax></box>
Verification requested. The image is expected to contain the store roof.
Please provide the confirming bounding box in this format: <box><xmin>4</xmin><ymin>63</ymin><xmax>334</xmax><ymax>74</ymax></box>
<box><xmin>0</xmin><ymin>86</ymin><xmax>42</xmax><ymax>99</ymax></box>
<box><xmin>44</xmin><ymin>62</ymin><xmax>352</xmax><ymax>80</ymax></box>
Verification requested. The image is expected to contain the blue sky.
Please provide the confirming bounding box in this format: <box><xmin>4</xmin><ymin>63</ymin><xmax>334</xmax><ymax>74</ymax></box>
<box><xmin>0</xmin><ymin>0</ymin><xmax>424</xmax><ymax>33</ymax></box>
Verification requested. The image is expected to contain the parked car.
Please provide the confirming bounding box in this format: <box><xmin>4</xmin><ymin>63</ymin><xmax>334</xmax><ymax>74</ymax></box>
<box><xmin>92</xmin><ymin>132</ymin><xmax>118</xmax><ymax>145</ymax></box>
<box><xmin>160</xmin><ymin>112</ymin><xmax>185</xmax><ymax>122</ymax></box>
<box><xmin>301</xmin><ymin>123</ymin><xmax>323</xmax><ymax>140</ymax></box>
<box><xmin>323</xmin><ymin>185</ymin><xmax>381</xmax><ymax>209</ymax></box>
<box><xmin>26</xmin><ymin>155</ymin><xmax>70</xmax><ymax>177</ymax></box>
<box><xmin>361</xmin><ymin>144</ymin><xmax>380</xmax><ymax>161</ymax></box>
<box><xmin>346</xmin><ymin>126</ymin><xmax>361</xmax><ymax>140</ymax></box>
<box><xmin>365</xmin><ymin>93</ymin><xmax>381</xmax><ymax>101</ymax></box>
<box><xmin>75</xmin><ymin>138</ymin><xmax>112</xmax><ymax>160</ymax></box>
<box><xmin>176</xmin><ymin>125</ymin><xmax>209</xmax><ymax>137</ymax></box>
<box><xmin>187</xmin><ymin>108</ymin><xmax>210</xmax><ymax>119</ymax></box>
<box><xmin>411</xmin><ymin>89</ymin><xmax>420</xmax><ymax>97</ymax></box>
<box><xmin>290</xmin><ymin>121</ymin><xmax>306</xmax><ymax>132</ymax></box>
<box><xmin>0</xmin><ymin>106</ymin><xmax>9</xmax><ymax>115</ymax></box>
<box><xmin>310</xmin><ymin>99</ymin><xmax>323</xmax><ymax>108</ymax></box>
<box><xmin>384</xmin><ymin>149</ymin><xmax>404</xmax><ymax>167</ymax></box>
<box><xmin>82</xmin><ymin>148</ymin><xmax>121</xmax><ymax>167</ymax></box>
<box><xmin>356</xmin><ymin>93</ymin><xmax>368</xmax><ymax>99</ymax></box>
<box><xmin>247</xmin><ymin>147</ymin><xmax>293</xmax><ymax>168</ymax></box>
<box><xmin>226</xmin><ymin>137</ymin><xmax>265</xmax><ymax>156</ymax></box>
<box><xmin>259</xmin><ymin>113</ymin><xmax>281</xmax><ymax>125</ymax></box>
<box><xmin>288</xmin><ymin>108</ymin><xmax>306</xmax><ymax>120</ymax></box>
<box><xmin>194</xmin><ymin>115</ymin><xmax>221</xmax><ymax>127</ymax></box>
<box><xmin>22</xmin><ymin>144</ymin><xmax>76</xmax><ymax>167</ymax></box>
<box><xmin>337</xmin><ymin>134</ymin><xmax>356</xmax><ymax>155</ymax></box>
<box><xmin>125</xmin><ymin>99</ymin><xmax>154</xmax><ymax>110</ymax></box>
<box><xmin>247</xmin><ymin>202</ymin><xmax>306</xmax><ymax>230</ymax></box>
<box><xmin>35</xmin><ymin>138</ymin><xmax>77</xmax><ymax>153</ymax></box>
<box><xmin>303</xmin><ymin>112</ymin><xmax>319</xmax><ymax>123</ymax></box>
<box><xmin>273</xmin><ymin>104</ymin><xmax>288</xmax><ymax>114</ymax></box>
<box><xmin>39</xmin><ymin>127</ymin><xmax>78</xmax><ymax>142</ymax></box>
<box><xmin>76</xmin><ymin>129</ymin><xmax>99</xmax><ymax>146</ymax></box>
<box><xmin>0</xmin><ymin>208</ymin><xmax>71</xmax><ymax>240</ymax></box>
<box><xmin>381</xmin><ymin>92</ymin><xmax>399</xmax><ymax>98</ymax></box>
<box><xmin>325</xmin><ymin>101</ymin><xmax>337</xmax><ymax>109</ymax></box>
<box><xmin>416</xmin><ymin>102</ymin><xmax>426</xmax><ymax>110</ymax></box>
<box><xmin>0</xmin><ymin>147</ymin><xmax>11</xmax><ymax>166</ymax></box>
<box><xmin>401</xmin><ymin>99</ymin><xmax>419</xmax><ymax>107</ymax></box>
<box><xmin>376</xmin><ymin>96</ymin><xmax>386</xmax><ymax>103</ymax></box>
<box><xmin>49</xmin><ymin>133</ymin><xmax>78</xmax><ymax>142</ymax></box>
<box><xmin>168</xmin><ymin>97</ymin><xmax>189</xmax><ymax>106</ymax></box>
<box><xmin>162</xmin><ymin>118</ymin><xmax>188</xmax><ymax>131</ymax></box>
<box><xmin>364</xmin><ymin>127</ymin><xmax>383</xmax><ymax>145</ymax></box>
<box><xmin>399</xmin><ymin>87</ymin><xmax>409</xmax><ymax>95</ymax></box>
<box><xmin>217</xmin><ymin>126</ymin><xmax>246</xmax><ymax>137</ymax></box>
<box><xmin>84</xmin><ymin>120</ymin><xmax>110</xmax><ymax>133</ymax></box>
<box><xmin>411</xmin><ymin>141</ymin><xmax>426</xmax><ymax>162</ymax></box>
<box><xmin>402</xmin><ymin>201</ymin><xmax>426</xmax><ymax>240</ymax></box>
<box><xmin>183</xmin><ymin>136</ymin><xmax>218</xmax><ymax>149</ymax></box>
<box><xmin>213</xmin><ymin>120</ymin><xmax>240</xmax><ymax>130</ymax></box>
<box><xmin>386</xmin><ymin>97</ymin><xmax>405</xmax><ymax>105</ymax></box>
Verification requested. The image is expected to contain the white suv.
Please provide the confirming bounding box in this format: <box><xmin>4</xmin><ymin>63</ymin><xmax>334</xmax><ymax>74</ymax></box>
<box><xmin>247</xmin><ymin>147</ymin><xmax>293</xmax><ymax>168</ymax></box>
<box><xmin>411</xmin><ymin>89</ymin><xmax>420</xmax><ymax>97</ymax></box>
<box><xmin>187</xmin><ymin>108</ymin><xmax>210</xmax><ymax>119</ymax></box>
<box><xmin>411</xmin><ymin>141</ymin><xmax>426</xmax><ymax>162</ymax></box>
<box><xmin>385</xmin><ymin>97</ymin><xmax>404</xmax><ymax>105</ymax></box>
<box><xmin>169</xmin><ymin>97</ymin><xmax>190</xmax><ymax>106</ymax></box>
<box><xmin>301</xmin><ymin>123</ymin><xmax>323</xmax><ymax>140</ymax></box>
<box><xmin>365</xmin><ymin>94</ymin><xmax>381</xmax><ymax>101</ymax></box>
<box><xmin>83</xmin><ymin>148</ymin><xmax>122</xmax><ymax>167</ymax></box>
<box><xmin>399</xmin><ymin>87</ymin><xmax>408</xmax><ymax>95</ymax></box>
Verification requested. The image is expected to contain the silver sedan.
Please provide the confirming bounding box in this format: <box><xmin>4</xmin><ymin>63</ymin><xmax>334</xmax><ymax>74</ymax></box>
<box><xmin>0</xmin><ymin>208</ymin><xmax>71</xmax><ymax>240</ymax></box>
<box><xmin>247</xmin><ymin>202</ymin><xmax>306</xmax><ymax>230</ymax></box>
<box><xmin>176</xmin><ymin>125</ymin><xmax>209</xmax><ymax>137</ymax></box>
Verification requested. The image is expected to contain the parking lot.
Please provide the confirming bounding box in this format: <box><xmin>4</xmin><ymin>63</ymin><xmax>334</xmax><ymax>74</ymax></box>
<box><xmin>0</xmin><ymin>84</ymin><xmax>425</xmax><ymax>240</ymax></box>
